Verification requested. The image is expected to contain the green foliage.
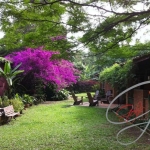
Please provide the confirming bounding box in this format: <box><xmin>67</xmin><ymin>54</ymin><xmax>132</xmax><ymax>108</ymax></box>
<box><xmin>22</xmin><ymin>94</ymin><xmax>35</xmax><ymax>105</ymax></box>
<box><xmin>0</xmin><ymin>1</ymin><xmax>74</xmax><ymax>59</ymax></box>
<box><xmin>1</xmin><ymin>0</ymin><xmax>150</xmax><ymax>80</ymax></box>
<box><xmin>0</xmin><ymin>61</ymin><xmax>24</xmax><ymax>98</ymax></box>
<box><xmin>0</xmin><ymin>94</ymin><xmax>23</xmax><ymax>112</ymax></box>
<box><xmin>45</xmin><ymin>83</ymin><xmax>70</xmax><ymax>101</ymax></box>
<box><xmin>92</xmin><ymin>84</ymin><xmax>100</xmax><ymax>91</ymax></box>
<box><xmin>0</xmin><ymin>0</ymin><xmax>150</xmax><ymax>59</ymax></box>
<box><xmin>0</xmin><ymin>96</ymin><xmax>11</xmax><ymax>107</ymax></box>
<box><xmin>79</xmin><ymin>65</ymin><xmax>91</xmax><ymax>80</ymax></box>
<box><xmin>100</xmin><ymin>60</ymin><xmax>134</xmax><ymax>91</ymax></box>
<box><xmin>0</xmin><ymin>61</ymin><xmax>24</xmax><ymax>86</ymax></box>
<box><xmin>52</xmin><ymin>89</ymin><xmax>70</xmax><ymax>101</ymax></box>
<box><xmin>67</xmin><ymin>5</ymin><xmax>88</xmax><ymax>32</ymax></box>
<box><xmin>34</xmin><ymin>79</ymin><xmax>46</xmax><ymax>102</ymax></box>
<box><xmin>10</xmin><ymin>94</ymin><xmax>24</xmax><ymax>112</ymax></box>
<box><xmin>73</xmin><ymin>51</ymin><xmax>101</xmax><ymax>81</ymax></box>
<box><xmin>1</xmin><ymin>96</ymin><xmax>10</xmax><ymax>107</ymax></box>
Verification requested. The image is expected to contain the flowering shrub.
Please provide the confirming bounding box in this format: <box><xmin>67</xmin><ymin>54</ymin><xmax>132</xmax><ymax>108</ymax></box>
<box><xmin>5</xmin><ymin>48</ymin><xmax>80</xmax><ymax>90</ymax></box>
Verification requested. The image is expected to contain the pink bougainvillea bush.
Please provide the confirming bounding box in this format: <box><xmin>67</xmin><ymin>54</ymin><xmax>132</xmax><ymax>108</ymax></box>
<box><xmin>5</xmin><ymin>47</ymin><xmax>80</xmax><ymax>90</ymax></box>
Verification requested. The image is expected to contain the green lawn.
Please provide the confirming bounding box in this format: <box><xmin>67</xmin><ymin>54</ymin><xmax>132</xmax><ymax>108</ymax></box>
<box><xmin>0</xmin><ymin>100</ymin><xmax>149</xmax><ymax>150</ymax></box>
<box><xmin>75</xmin><ymin>92</ymin><xmax>95</xmax><ymax>102</ymax></box>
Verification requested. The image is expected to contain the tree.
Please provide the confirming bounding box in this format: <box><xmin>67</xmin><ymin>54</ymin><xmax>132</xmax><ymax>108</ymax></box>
<box><xmin>1</xmin><ymin>1</ymin><xmax>150</xmax><ymax>65</ymax></box>
<box><xmin>71</xmin><ymin>50</ymin><xmax>101</xmax><ymax>80</ymax></box>
<box><xmin>5</xmin><ymin>47</ymin><xmax>80</xmax><ymax>91</ymax></box>
<box><xmin>0</xmin><ymin>0</ymin><xmax>76</xmax><ymax>59</ymax></box>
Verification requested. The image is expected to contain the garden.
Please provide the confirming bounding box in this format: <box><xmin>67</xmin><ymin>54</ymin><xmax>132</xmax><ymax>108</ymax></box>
<box><xmin>0</xmin><ymin>0</ymin><xmax>150</xmax><ymax>149</ymax></box>
<box><xmin>0</xmin><ymin>100</ymin><xmax>149</xmax><ymax>150</ymax></box>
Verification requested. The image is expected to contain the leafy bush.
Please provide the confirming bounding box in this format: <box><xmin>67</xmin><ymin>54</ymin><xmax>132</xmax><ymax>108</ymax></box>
<box><xmin>56</xmin><ymin>89</ymin><xmax>70</xmax><ymax>100</ymax></box>
<box><xmin>46</xmin><ymin>86</ymin><xmax>70</xmax><ymax>101</ymax></box>
<box><xmin>70</xmin><ymin>80</ymin><xmax>100</xmax><ymax>93</ymax></box>
<box><xmin>92</xmin><ymin>84</ymin><xmax>100</xmax><ymax>91</ymax></box>
<box><xmin>5</xmin><ymin>48</ymin><xmax>80</xmax><ymax>91</ymax></box>
<box><xmin>100</xmin><ymin>60</ymin><xmax>135</xmax><ymax>91</ymax></box>
<box><xmin>1</xmin><ymin>96</ymin><xmax>10</xmax><ymax>107</ymax></box>
<box><xmin>34</xmin><ymin>79</ymin><xmax>46</xmax><ymax>102</ymax></box>
<box><xmin>10</xmin><ymin>98</ymin><xmax>24</xmax><ymax>112</ymax></box>
<box><xmin>0</xmin><ymin>94</ymin><xmax>24</xmax><ymax>112</ymax></box>
<box><xmin>22</xmin><ymin>94</ymin><xmax>35</xmax><ymax>105</ymax></box>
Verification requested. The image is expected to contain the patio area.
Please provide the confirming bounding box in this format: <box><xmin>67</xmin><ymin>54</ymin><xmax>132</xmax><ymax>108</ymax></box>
<box><xmin>42</xmin><ymin>100</ymin><xmax>121</xmax><ymax>110</ymax></box>
<box><xmin>81</xmin><ymin>101</ymin><xmax>120</xmax><ymax>109</ymax></box>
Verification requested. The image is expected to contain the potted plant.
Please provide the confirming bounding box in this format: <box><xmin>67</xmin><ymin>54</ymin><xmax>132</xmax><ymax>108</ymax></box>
<box><xmin>10</xmin><ymin>98</ymin><xmax>24</xmax><ymax>114</ymax></box>
<box><xmin>22</xmin><ymin>94</ymin><xmax>33</xmax><ymax>108</ymax></box>
<box><xmin>10</xmin><ymin>93</ymin><xmax>24</xmax><ymax>114</ymax></box>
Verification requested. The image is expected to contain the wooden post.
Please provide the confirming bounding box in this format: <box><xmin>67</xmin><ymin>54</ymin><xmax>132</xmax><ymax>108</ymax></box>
<box><xmin>126</xmin><ymin>92</ymin><xmax>128</xmax><ymax>104</ymax></box>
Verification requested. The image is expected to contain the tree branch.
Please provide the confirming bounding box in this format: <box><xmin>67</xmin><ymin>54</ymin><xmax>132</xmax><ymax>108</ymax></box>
<box><xmin>84</xmin><ymin>16</ymin><xmax>150</xmax><ymax>58</ymax></box>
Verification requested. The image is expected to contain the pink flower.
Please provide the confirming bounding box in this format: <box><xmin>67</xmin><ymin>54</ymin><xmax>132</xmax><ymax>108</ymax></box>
<box><xmin>5</xmin><ymin>47</ymin><xmax>80</xmax><ymax>90</ymax></box>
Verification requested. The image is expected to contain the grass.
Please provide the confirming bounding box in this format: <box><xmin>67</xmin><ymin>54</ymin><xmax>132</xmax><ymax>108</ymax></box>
<box><xmin>75</xmin><ymin>92</ymin><xmax>94</xmax><ymax>102</ymax></box>
<box><xmin>0</xmin><ymin>100</ymin><xmax>149</xmax><ymax>150</ymax></box>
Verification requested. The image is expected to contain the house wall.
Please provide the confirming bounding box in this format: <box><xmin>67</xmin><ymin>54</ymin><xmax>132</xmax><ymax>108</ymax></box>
<box><xmin>104</xmin><ymin>82</ymin><xmax>113</xmax><ymax>94</ymax></box>
<box><xmin>104</xmin><ymin>82</ymin><xmax>119</xmax><ymax>97</ymax></box>
<box><xmin>133</xmin><ymin>89</ymin><xmax>149</xmax><ymax>118</ymax></box>
<box><xmin>133</xmin><ymin>55</ymin><xmax>150</xmax><ymax>118</ymax></box>
<box><xmin>104</xmin><ymin>82</ymin><xmax>120</xmax><ymax>104</ymax></box>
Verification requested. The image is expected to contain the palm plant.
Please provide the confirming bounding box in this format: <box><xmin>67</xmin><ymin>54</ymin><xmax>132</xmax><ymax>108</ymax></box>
<box><xmin>0</xmin><ymin>62</ymin><xmax>24</xmax><ymax>97</ymax></box>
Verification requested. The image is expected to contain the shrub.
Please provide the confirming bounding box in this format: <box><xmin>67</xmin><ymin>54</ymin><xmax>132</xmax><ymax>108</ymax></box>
<box><xmin>1</xmin><ymin>96</ymin><xmax>10</xmax><ymax>107</ymax></box>
<box><xmin>5</xmin><ymin>47</ymin><xmax>80</xmax><ymax>91</ymax></box>
<box><xmin>53</xmin><ymin>89</ymin><xmax>70</xmax><ymax>100</ymax></box>
<box><xmin>22</xmin><ymin>94</ymin><xmax>34</xmax><ymax>105</ymax></box>
<box><xmin>71</xmin><ymin>80</ymin><xmax>100</xmax><ymax>93</ymax></box>
<box><xmin>0</xmin><ymin>94</ymin><xmax>24</xmax><ymax>113</ymax></box>
<box><xmin>45</xmin><ymin>84</ymin><xmax>70</xmax><ymax>101</ymax></box>
<box><xmin>100</xmin><ymin>60</ymin><xmax>134</xmax><ymax>91</ymax></box>
<box><xmin>10</xmin><ymin>99</ymin><xmax>24</xmax><ymax>112</ymax></box>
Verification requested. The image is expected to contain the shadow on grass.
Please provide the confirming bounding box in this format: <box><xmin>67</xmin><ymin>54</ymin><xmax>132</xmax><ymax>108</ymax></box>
<box><xmin>61</xmin><ymin>104</ymin><xmax>74</xmax><ymax>108</ymax></box>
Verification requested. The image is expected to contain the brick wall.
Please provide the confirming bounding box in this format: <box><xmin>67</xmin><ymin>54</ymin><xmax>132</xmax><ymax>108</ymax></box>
<box><xmin>104</xmin><ymin>82</ymin><xmax>118</xmax><ymax>97</ymax></box>
<box><xmin>104</xmin><ymin>82</ymin><xmax>112</xmax><ymax>92</ymax></box>
<box><xmin>133</xmin><ymin>89</ymin><xmax>149</xmax><ymax>117</ymax></box>
<box><xmin>104</xmin><ymin>82</ymin><xmax>120</xmax><ymax>104</ymax></box>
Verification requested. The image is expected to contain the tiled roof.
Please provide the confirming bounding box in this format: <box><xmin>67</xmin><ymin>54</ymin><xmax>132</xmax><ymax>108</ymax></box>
<box><xmin>133</xmin><ymin>53</ymin><xmax>150</xmax><ymax>63</ymax></box>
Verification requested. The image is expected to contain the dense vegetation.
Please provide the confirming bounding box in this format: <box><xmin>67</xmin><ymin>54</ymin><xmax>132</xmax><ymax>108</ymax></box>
<box><xmin>100</xmin><ymin>60</ymin><xmax>135</xmax><ymax>91</ymax></box>
<box><xmin>5</xmin><ymin>47</ymin><xmax>80</xmax><ymax>90</ymax></box>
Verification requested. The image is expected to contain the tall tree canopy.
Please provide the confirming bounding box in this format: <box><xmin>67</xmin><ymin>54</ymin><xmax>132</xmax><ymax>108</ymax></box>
<box><xmin>0</xmin><ymin>0</ymin><xmax>150</xmax><ymax>62</ymax></box>
<box><xmin>0</xmin><ymin>0</ymin><xmax>74</xmax><ymax>58</ymax></box>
